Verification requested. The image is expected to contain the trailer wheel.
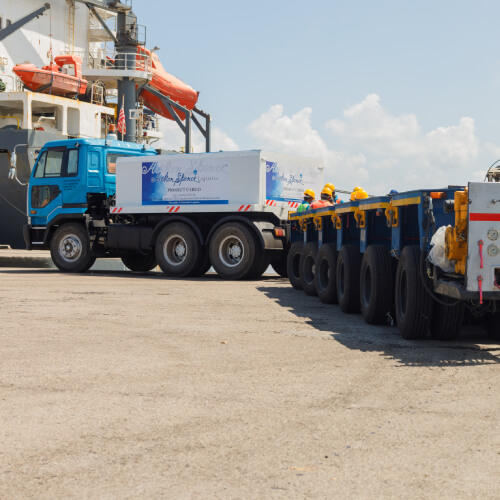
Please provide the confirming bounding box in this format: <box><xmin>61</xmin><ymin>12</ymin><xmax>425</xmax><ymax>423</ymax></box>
<box><xmin>50</xmin><ymin>223</ymin><xmax>94</xmax><ymax>273</ymax></box>
<box><xmin>287</xmin><ymin>241</ymin><xmax>303</xmax><ymax>290</ymax></box>
<box><xmin>395</xmin><ymin>245</ymin><xmax>433</xmax><ymax>339</ymax></box>
<box><xmin>336</xmin><ymin>245</ymin><xmax>362</xmax><ymax>313</ymax></box>
<box><xmin>299</xmin><ymin>242</ymin><xmax>318</xmax><ymax>296</ymax></box>
<box><xmin>360</xmin><ymin>245</ymin><xmax>393</xmax><ymax>324</ymax></box>
<box><xmin>271</xmin><ymin>248</ymin><xmax>288</xmax><ymax>278</ymax></box>
<box><xmin>190</xmin><ymin>250</ymin><xmax>211</xmax><ymax>277</ymax></box>
<box><xmin>429</xmin><ymin>297</ymin><xmax>464</xmax><ymax>340</ymax></box>
<box><xmin>315</xmin><ymin>243</ymin><xmax>338</xmax><ymax>304</ymax></box>
<box><xmin>121</xmin><ymin>253</ymin><xmax>157</xmax><ymax>272</ymax></box>
<box><xmin>156</xmin><ymin>223</ymin><xmax>201</xmax><ymax>277</ymax></box>
<box><xmin>484</xmin><ymin>311</ymin><xmax>500</xmax><ymax>340</ymax></box>
<box><xmin>209</xmin><ymin>222</ymin><xmax>260</xmax><ymax>280</ymax></box>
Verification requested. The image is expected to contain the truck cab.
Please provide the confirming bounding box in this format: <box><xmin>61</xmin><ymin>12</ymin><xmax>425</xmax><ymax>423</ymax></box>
<box><xmin>25</xmin><ymin>138</ymin><xmax>157</xmax><ymax>248</ymax></box>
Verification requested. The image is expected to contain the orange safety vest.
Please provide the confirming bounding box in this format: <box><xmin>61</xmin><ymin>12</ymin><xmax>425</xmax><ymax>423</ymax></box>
<box><xmin>310</xmin><ymin>199</ymin><xmax>333</xmax><ymax>209</ymax></box>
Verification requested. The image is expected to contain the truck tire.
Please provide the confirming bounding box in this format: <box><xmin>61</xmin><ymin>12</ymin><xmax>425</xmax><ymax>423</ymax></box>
<box><xmin>299</xmin><ymin>242</ymin><xmax>318</xmax><ymax>296</ymax></box>
<box><xmin>121</xmin><ymin>253</ymin><xmax>157</xmax><ymax>272</ymax></box>
<box><xmin>155</xmin><ymin>223</ymin><xmax>201</xmax><ymax>277</ymax></box>
<box><xmin>287</xmin><ymin>241</ymin><xmax>303</xmax><ymax>290</ymax></box>
<box><xmin>209</xmin><ymin>222</ymin><xmax>261</xmax><ymax>280</ymax></box>
<box><xmin>314</xmin><ymin>243</ymin><xmax>338</xmax><ymax>304</ymax></box>
<box><xmin>429</xmin><ymin>297</ymin><xmax>464</xmax><ymax>340</ymax></box>
<box><xmin>360</xmin><ymin>245</ymin><xmax>393</xmax><ymax>324</ymax></box>
<box><xmin>246</xmin><ymin>250</ymin><xmax>272</xmax><ymax>280</ymax></box>
<box><xmin>484</xmin><ymin>311</ymin><xmax>500</xmax><ymax>340</ymax></box>
<box><xmin>190</xmin><ymin>251</ymin><xmax>211</xmax><ymax>277</ymax></box>
<box><xmin>271</xmin><ymin>248</ymin><xmax>288</xmax><ymax>278</ymax></box>
<box><xmin>50</xmin><ymin>223</ymin><xmax>94</xmax><ymax>273</ymax></box>
<box><xmin>395</xmin><ymin>245</ymin><xmax>433</xmax><ymax>339</ymax></box>
<box><xmin>336</xmin><ymin>244</ymin><xmax>362</xmax><ymax>313</ymax></box>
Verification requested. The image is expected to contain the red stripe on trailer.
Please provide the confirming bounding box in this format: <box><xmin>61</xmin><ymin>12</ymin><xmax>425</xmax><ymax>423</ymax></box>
<box><xmin>245</xmin><ymin>205</ymin><xmax>251</xmax><ymax>211</ymax></box>
<box><xmin>238</xmin><ymin>205</ymin><xmax>244</xmax><ymax>211</ymax></box>
<box><xmin>118</xmin><ymin>207</ymin><xmax>123</xmax><ymax>213</ymax></box>
<box><xmin>174</xmin><ymin>206</ymin><xmax>180</xmax><ymax>213</ymax></box>
<box><xmin>470</xmin><ymin>213</ymin><xmax>500</xmax><ymax>222</ymax></box>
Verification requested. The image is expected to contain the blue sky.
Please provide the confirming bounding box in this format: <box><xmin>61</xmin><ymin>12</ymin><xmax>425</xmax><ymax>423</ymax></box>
<box><xmin>139</xmin><ymin>0</ymin><xmax>500</xmax><ymax>195</ymax></box>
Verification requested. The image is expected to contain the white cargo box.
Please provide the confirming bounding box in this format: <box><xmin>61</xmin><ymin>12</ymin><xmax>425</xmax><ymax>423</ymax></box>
<box><xmin>115</xmin><ymin>150</ymin><xmax>324</xmax><ymax>218</ymax></box>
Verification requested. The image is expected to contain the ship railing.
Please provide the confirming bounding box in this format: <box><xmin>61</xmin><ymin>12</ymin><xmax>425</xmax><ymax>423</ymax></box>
<box><xmin>73</xmin><ymin>50</ymin><xmax>152</xmax><ymax>74</ymax></box>
<box><xmin>0</xmin><ymin>74</ymin><xmax>23</xmax><ymax>92</ymax></box>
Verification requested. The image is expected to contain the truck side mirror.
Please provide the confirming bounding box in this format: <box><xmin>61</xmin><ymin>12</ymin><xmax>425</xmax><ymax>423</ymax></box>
<box><xmin>7</xmin><ymin>151</ymin><xmax>16</xmax><ymax>180</ymax></box>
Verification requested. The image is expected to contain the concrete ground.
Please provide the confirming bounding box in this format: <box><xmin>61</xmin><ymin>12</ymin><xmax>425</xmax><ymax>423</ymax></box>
<box><xmin>0</xmin><ymin>249</ymin><xmax>499</xmax><ymax>499</ymax></box>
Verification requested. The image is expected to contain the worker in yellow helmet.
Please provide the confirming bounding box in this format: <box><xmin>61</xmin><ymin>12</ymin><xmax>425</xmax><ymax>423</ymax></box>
<box><xmin>297</xmin><ymin>188</ymin><xmax>315</xmax><ymax>213</ymax></box>
<box><xmin>350</xmin><ymin>186</ymin><xmax>362</xmax><ymax>201</ymax></box>
<box><xmin>311</xmin><ymin>187</ymin><xmax>334</xmax><ymax>209</ymax></box>
<box><xmin>324</xmin><ymin>183</ymin><xmax>341</xmax><ymax>204</ymax></box>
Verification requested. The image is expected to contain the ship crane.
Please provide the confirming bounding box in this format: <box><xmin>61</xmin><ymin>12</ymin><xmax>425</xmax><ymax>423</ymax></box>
<box><xmin>0</xmin><ymin>3</ymin><xmax>51</xmax><ymax>42</ymax></box>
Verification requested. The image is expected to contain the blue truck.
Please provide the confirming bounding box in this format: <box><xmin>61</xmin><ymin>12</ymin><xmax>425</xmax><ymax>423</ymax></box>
<box><xmin>14</xmin><ymin>138</ymin><xmax>323</xmax><ymax>279</ymax></box>
<box><xmin>287</xmin><ymin>181</ymin><xmax>500</xmax><ymax>340</ymax></box>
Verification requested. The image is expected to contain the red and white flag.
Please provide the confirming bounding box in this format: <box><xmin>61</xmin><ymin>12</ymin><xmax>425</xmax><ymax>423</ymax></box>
<box><xmin>117</xmin><ymin>96</ymin><xmax>126</xmax><ymax>137</ymax></box>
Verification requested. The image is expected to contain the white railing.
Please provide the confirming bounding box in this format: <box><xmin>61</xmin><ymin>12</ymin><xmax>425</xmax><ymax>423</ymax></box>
<box><xmin>72</xmin><ymin>50</ymin><xmax>152</xmax><ymax>74</ymax></box>
<box><xmin>0</xmin><ymin>74</ymin><xmax>23</xmax><ymax>92</ymax></box>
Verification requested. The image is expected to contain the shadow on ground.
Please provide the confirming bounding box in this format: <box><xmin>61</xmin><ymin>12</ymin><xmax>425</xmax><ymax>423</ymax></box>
<box><xmin>257</xmin><ymin>284</ymin><xmax>500</xmax><ymax>367</ymax></box>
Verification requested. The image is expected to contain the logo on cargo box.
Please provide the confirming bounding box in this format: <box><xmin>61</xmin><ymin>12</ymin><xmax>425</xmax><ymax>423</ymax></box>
<box><xmin>266</xmin><ymin>160</ymin><xmax>304</xmax><ymax>202</ymax></box>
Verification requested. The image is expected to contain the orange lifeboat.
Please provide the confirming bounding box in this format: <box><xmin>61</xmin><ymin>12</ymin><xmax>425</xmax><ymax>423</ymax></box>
<box><xmin>137</xmin><ymin>46</ymin><xmax>199</xmax><ymax>121</ymax></box>
<box><xmin>13</xmin><ymin>55</ymin><xmax>87</xmax><ymax>97</ymax></box>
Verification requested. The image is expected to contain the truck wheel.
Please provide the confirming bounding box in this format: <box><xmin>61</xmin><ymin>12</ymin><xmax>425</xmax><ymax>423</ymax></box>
<box><xmin>190</xmin><ymin>250</ymin><xmax>211</xmax><ymax>277</ymax></box>
<box><xmin>155</xmin><ymin>223</ymin><xmax>201</xmax><ymax>277</ymax></box>
<box><xmin>484</xmin><ymin>311</ymin><xmax>500</xmax><ymax>340</ymax></box>
<box><xmin>429</xmin><ymin>297</ymin><xmax>464</xmax><ymax>340</ymax></box>
<box><xmin>395</xmin><ymin>245</ymin><xmax>433</xmax><ymax>339</ymax></box>
<box><xmin>287</xmin><ymin>241</ymin><xmax>303</xmax><ymax>290</ymax></box>
<box><xmin>50</xmin><ymin>223</ymin><xmax>94</xmax><ymax>273</ymax></box>
<box><xmin>271</xmin><ymin>248</ymin><xmax>288</xmax><ymax>278</ymax></box>
<box><xmin>360</xmin><ymin>245</ymin><xmax>393</xmax><ymax>324</ymax></box>
<box><xmin>336</xmin><ymin>245</ymin><xmax>362</xmax><ymax>313</ymax></box>
<box><xmin>121</xmin><ymin>253</ymin><xmax>157</xmax><ymax>272</ymax></box>
<box><xmin>315</xmin><ymin>243</ymin><xmax>338</xmax><ymax>304</ymax></box>
<box><xmin>300</xmin><ymin>242</ymin><xmax>318</xmax><ymax>296</ymax></box>
<box><xmin>246</xmin><ymin>250</ymin><xmax>272</xmax><ymax>280</ymax></box>
<box><xmin>209</xmin><ymin>222</ymin><xmax>260</xmax><ymax>280</ymax></box>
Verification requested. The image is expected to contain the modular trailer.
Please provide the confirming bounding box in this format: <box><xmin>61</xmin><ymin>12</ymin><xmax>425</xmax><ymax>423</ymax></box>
<box><xmin>21</xmin><ymin>138</ymin><xmax>323</xmax><ymax>279</ymax></box>
<box><xmin>287</xmin><ymin>184</ymin><xmax>500</xmax><ymax>340</ymax></box>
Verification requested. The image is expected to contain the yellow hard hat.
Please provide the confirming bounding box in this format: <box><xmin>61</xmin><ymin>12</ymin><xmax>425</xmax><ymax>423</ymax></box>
<box><xmin>324</xmin><ymin>183</ymin><xmax>335</xmax><ymax>192</ymax></box>
<box><xmin>303</xmin><ymin>188</ymin><xmax>315</xmax><ymax>198</ymax></box>
<box><xmin>355</xmin><ymin>189</ymin><xmax>369</xmax><ymax>200</ymax></box>
<box><xmin>353</xmin><ymin>186</ymin><xmax>362</xmax><ymax>192</ymax></box>
<box><xmin>321</xmin><ymin>187</ymin><xmax>333</xmax><ymax>197</ymax></box>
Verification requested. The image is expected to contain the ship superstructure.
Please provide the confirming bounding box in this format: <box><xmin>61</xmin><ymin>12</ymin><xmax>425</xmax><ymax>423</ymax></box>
<box><xmin>0</xmin><ymin>0</ymin><xmax>210</xmax><ymax>248</ymax></box>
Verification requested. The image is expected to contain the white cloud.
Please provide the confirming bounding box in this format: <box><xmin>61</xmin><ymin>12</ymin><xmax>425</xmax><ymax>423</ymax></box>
<box><xmin>156</xmin><ymin>117</ymin><xmax>238</xmax><ymax>153</ymax></box>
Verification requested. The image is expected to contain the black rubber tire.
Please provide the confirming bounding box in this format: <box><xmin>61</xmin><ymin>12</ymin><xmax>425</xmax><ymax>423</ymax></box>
<box><xmin>429</xmin><ymin>296</ymin><xmax>464</xmax><ymax>340</ymax></box>
<box><xmin>50</xmin><ymin>223</ymin><xmax>94</xmax><ymax>273</ymax></box>
<box><xmin>395</xmin><ymin>245</ymin><xmax>433</xmax><ymax>339</ymax></box>
<box><xmin>246</xmin><ymin>250</ymin><xmax>272</xmax><ymax>280</ymax></box>
<box><xmin>121</xmin><ymin>253</ymin><xmax>157</xmax><ymax>272</ymax></box>
<box><xmin>336</xmin><ymin>244</ymin><xmax>362</xmax><ymax>313</ymax></box>
<box><xmin>190</xmin><ymin>250</ymin><xmax>211</xmax><ymax>277</ymax></box>
<box><xmin>314</xmin><ymin>243</ymin><xmax>338</xmax><ymax>304</ymax></box>
<box><xmin>360</xmin><ymin>245</ymin><xmax>394</xmax><ymax>324</ymax></box>
<box><xmin>287</xmin><ymin>241</ymin><xmax>303</xmax><ymax>290</ymax></box>
<box><xmin>484</xmin><ymin>311</ymin><xmax>500</xmax><ymax>340</ymax></box>
<box><xmin>299</xmin><ymin>242</ymin><xmax>318</xmax><ymax>296</ymax></box>
<box><xmin>155</xmin><ymin>223</ymin><xmax>201</xmax><ymax>277</ymax></box>
<box><xmin>271</xmin><ymin>247</ymin><xmax>288</xmax><ymax>278</ymax></box>
<box><xmin>209</xmin><ymin>222</ymin><xmax>261</xmax><ymax>280</ymax></box>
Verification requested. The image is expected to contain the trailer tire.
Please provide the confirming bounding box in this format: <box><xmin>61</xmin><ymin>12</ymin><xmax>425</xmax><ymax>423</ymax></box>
<box><xmin>190</xmin><ymin>250</ymin><xmax>211</xmax><ymax>277</ymax></box>
<box><xmin>209</xmin><ymin>222</ymin><xmax>260</xmax><ymax>280</ymax></box>
<box><xmin>484</xmin><ymin>311</ymin><xmax>500</xmax><ymax>340</ymax></box>
<box><xmin>247</xmin><ymin>250</ymin><xmax>272</xmax><ymax>280</ymax></box>
<box><xmin>156</xmin><ymin>223</ymin><xmax>201</xmax><ymax>277</ymax></box>
<box><xmin>50</xmin><ymin>223</ymin><xmax>94</xmax><ymax>273</ymax></box>
<box><xmin>315</xmin><ymin>243</ymin><xmax>338</xmax><ymax>304</ymax></box>
<box><xmin>336</xmin><ymin>244</ymin><xmax>362</xmax><ymax>313</ymax></box>
<box><xmin>271</xmin><ymin>248</ymin><xmax>288</xmax><ymax>278</ymax></box>
<box><xmin>287</xmin><ymin>241</ymin><xmax>303</xmax><ymax>290</ymax></box>
<box><xmin>300</xmin><ymin>242</ymin><xmax>318</xmax><ymax>296</ymax></box>
<box><xmin>360</xmin><ymin>245</ymin><xmax>393</xmax><ymax>324</ymax></box>
<box><xmin>395</xmin><ymin>245</ymin><xmax>433</xmax><ymax>339</ymax></box>
<box><xmin>429</xmin><ymin>296</ymin><xmax>464</xmax><ymax>340</ymax></box>
<box><xmin>121</xmin><ymin>253</ymin><xmax>157</xmax><ymax>272</ymax></box>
